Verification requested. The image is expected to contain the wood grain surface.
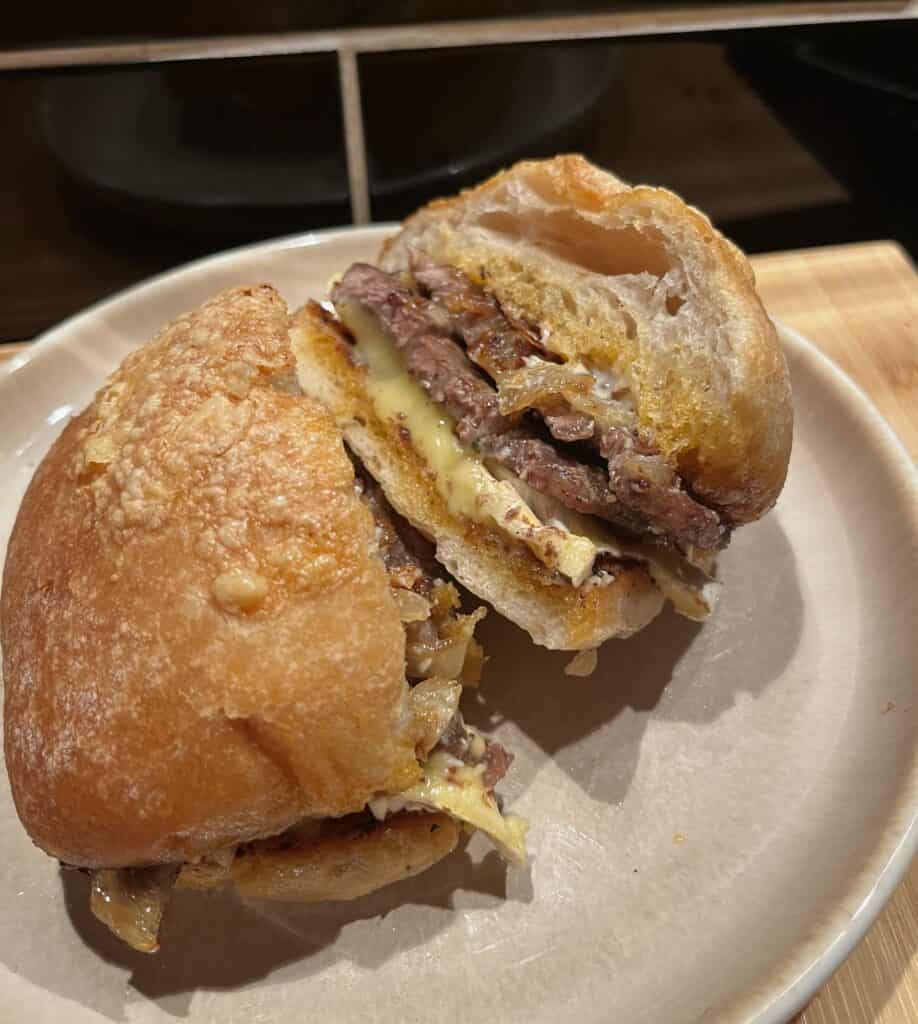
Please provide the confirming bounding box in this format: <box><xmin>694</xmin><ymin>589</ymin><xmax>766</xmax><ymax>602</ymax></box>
<box><xmin>751</xmin><ymin>241</ymin><xmax>918</xmax><ymax>1024</ymax></box>
<box><xmin>754</xmin><ymin>241</ymin><xmax>918</xmax><ymax>461</ymax></box>
<box><xmin>0</xmin><ymin>343</ymin><xmax>27</xmax><ymax>362</ymax></box>
<box><xmin>0</xmin><ymin>241</ymin><xmax>915</xmax><ymax>1021</ymax></box>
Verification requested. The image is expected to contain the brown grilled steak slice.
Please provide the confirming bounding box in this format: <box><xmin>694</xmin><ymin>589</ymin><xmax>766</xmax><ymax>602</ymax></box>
<box><xmin>413</xmin><ymin>262</ymin><xmax>552</xmax><ymax>374</ymax></box>
<box><xmin>599</xmin><ymin>427</ymin><xmax>724</xmax><ymax>550</ymax></box>
<box><xmin>435</xmin><ymin>711</ymin><xmax>513</xmax><ymax>791</ymax></box>
<box><xmin>353</xmin><ymin>457</ymin><xmax>439</xmax><ymax>594</ymax></box>
<box><xmin>334</xmin><ymin>264</ymin><xmax>512</xmax><ymax>444</ymax></box>
<box><xmin>334</xmin><ymin>263</ymin><xmax>726</xmax><ymax>552</ymax></box>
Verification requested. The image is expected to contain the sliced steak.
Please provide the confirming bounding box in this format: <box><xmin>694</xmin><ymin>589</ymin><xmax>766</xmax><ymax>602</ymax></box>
<box><xmin>544</xmin><ymin>410</ymin><xmax>596</xmax><ymax>442</ymax></box>
<box><xmin>599</xmin><ymin>428</ymin><xmax>724</xmax><ymax>550</ymax></box>
<box><xmin>480</xmin><ymin>431</ymin><xmax>641</xmax><ymax>531</ymax></box>
<box><xmin>480</xmin><ymin>741</ymin><xmax>514</xmax><ymax>791</ymax></box>
<box><xmin>414</xmin><ymin>263</ymin><xmax>553</xmax><ymax>373</ymax></box>
<box><xmin>435</xmin><ymin>711</ymin><xmax>513</xmax><ymax>791</ymax></box>
<box><xmin>413</xmin><ymin>264</ymin><xmax>724</xmax><ymax>547</ymax></box>
<box><xmin>435</xmin><ymin>711</ymin><xmax>471</xmax><ymax>760</ymax></box>
<box><xmin>334</xmin><ymin>264</ymin><xmax>511</xmax><ymax>444</ymax></box>
<box><xmin>333</xmin><ymin>262</ymin><xmax>449</xmax><ymax>340</ymax></box>
<box><xmin>334</xmin><ymin>263</ymin><xmax>726</xmax><ymax>553</ymax></box>
<box><xmin>402</xmin><ymin>333</ymin><xmax>510</xmax><ymax>445</ymax></box>
<box><xmin>353</xmin><ymin>457</ymin><xmax>439</xmax><ymax>594</ymax></box>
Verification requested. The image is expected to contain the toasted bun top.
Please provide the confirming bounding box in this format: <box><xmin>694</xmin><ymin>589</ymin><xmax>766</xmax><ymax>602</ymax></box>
<box><xmin>380</xmin><ymin>155</ymin><xmax>793</xmax><ymax>522</ymax></box>
<box><xmin>1</xmin><ymin>286</ymin><xmax>419</xmax><ymax>869</ymax></box>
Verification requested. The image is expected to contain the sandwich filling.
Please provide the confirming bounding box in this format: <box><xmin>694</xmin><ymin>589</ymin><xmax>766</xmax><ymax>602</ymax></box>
<box><xmin>334</xmin><ymin>263</ymin><xmax>725</xmax><ymax>555</ymax></box>
<box><xmin>327</xmin><ymin>262</ymin><xmax>726</xmax><ymax>613</ymax></box>
<box><xmin>86</xmin><ymin>458</ymin><xmax>524</xmax><ymax>954</ymax></box>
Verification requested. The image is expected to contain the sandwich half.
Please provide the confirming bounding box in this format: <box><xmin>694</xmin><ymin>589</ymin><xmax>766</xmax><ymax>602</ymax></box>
<box><xmin>1</xmin><ymin>285</ymin><xmax>525</xmax><ymax>953</ymax></box>
<box><xmin>292</xmin><ymin>155</ymin><xmax>793</xmax><ymax>651</ymax></box>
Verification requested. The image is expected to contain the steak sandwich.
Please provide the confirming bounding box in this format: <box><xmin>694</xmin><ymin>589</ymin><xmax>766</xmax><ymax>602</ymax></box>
<box><xmin>0</xmin><ymin>285</ymin><xmax>525</xmax><ymax>953</ymax></box>
<box><xmin>293</xmin><ymin>156</ymin><xmax>793</xmax><ymax>651</ymax></box>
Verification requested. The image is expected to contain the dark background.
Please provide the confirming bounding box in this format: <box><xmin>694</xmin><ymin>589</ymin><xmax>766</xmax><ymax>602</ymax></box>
<box><xmin>2</xmin><ymin>3</ymin><xmax>729</xmax><ymax>44</ymax></box>
<box><xmin>1</xmin><ymin>16</ymin><xmax>915</xmax><ymax>343</ymax></box>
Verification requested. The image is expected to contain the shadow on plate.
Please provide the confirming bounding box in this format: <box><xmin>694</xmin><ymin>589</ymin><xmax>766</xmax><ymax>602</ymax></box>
<box><xmin>465</xmin><ymin>513</ymin><xmax>804</xmax><ymax>806</ymax></box>
<box><xmin>59</xmin><ymin>840</ymin><xmax>532</xmax><ymax>1020</ymax></box>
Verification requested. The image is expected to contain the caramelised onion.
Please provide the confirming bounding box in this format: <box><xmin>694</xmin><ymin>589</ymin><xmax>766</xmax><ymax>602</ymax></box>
<box><xmin>408</xmin><ymin>677</ymin><xmax>462</xmax><ymax>757</ymax></box>
<box><xmin>431</xmin><ymin>606</ymin><xmax>487</xmax><ymax>683</ymax></box>
<box><xmin>404</xmin><ymin>621</ymin><xmax>476</xmax><ymax>682</ymax></box>
<box><xmin>426</xmin><ymin>635</ymin><xmax>471</xmax><ymax>683</ymax></box>
<box><xmin>394</xmin><ymin>588</ymin><xmax>432</xmax><ymax>623</ymax></box>
<box><xmin>89</xmin><ymin>865</ymin><xmax>178</xmax><ymax>953</ymax></box>
<box><xmin>402</xmin><ymin>581</ymin><xmax>487</xmax><ymax>685</ymax></box>
<box><xmin>498</xmin><ymin>362</ymin><xmax>634</xmax><ymax>430</ymax></box>
<box><xmin>564</xmin><ymin>648</ymin><xmax>598</xmax><ymax>677</ymax></box>
<box><xmin>619</xmin><ymin>454</ymin><xmax>673</xmax><ymax>489</ymax></box>
<box><xmin>404</xmin><ymin>617</ymin><xmax>438</xmax><ymax>678</ymax></box>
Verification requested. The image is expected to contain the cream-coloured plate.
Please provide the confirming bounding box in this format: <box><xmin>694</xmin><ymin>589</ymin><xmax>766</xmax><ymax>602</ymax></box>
<box><xmin>1</xmin><ymin>227</ymin><xmax>916</xmax><ymax>1024</ymax></box>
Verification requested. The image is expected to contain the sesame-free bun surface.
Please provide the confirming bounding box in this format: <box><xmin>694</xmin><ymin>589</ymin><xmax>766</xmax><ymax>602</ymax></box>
<box><xmin>380</xmin><ymin>155</ymin><xmax>793</xmax><ymax>523</ymax></box>
<box><xmin>1</xmin><ymin>285</ymin><xmax>420</xmax><ymax>869</ymax></box>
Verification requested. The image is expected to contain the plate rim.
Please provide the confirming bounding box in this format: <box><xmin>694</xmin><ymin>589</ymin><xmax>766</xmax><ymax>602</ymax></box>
<box><xmin>745</xmin><ymin>318</ymin><xmax>918</xmax><ymax>1024</ymax></box>
<box><xmin>1</xmin><ymin>225</ymin><xmax>916</xmax><ymax>1023</ymax></box>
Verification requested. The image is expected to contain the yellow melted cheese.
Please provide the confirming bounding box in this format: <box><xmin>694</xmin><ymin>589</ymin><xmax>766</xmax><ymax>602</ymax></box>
<box><xmin>333</xmin><ymin>301</ymin><xmax>717</xmax><ymax>616</ymax></box>
<box><xmin>336</xmin><ymin>301</ymin><xmax>597</xmax><ymax>585</ymax></box>
<box><xmin>490</xmin><ymin>465</ymin><xmax>719</xmax><ymax>621</ymax></box>
<box><xmin>368</xmin><ymin>751</ymin><xmax>529</xmax><ymax>867</ymax></box>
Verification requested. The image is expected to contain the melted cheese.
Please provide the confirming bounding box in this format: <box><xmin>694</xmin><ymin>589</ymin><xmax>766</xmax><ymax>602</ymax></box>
<box><xmin>369</xmin><ymin>751</ymin><xmax>528</xmax><ymax>867</ymax></box>
<box><xmin>490</xmin><ymin>465</ymin><xmax>720</xmax><ymax>620</ymax></box>
<box><xmin>337</xmin><ymin>301</ymin><xmax>596</xmax><ymax>584</ymax></box>
<box><xmin>335</xmin><ymin>302</ymin><xmax>718</xmax><ymax>615</ymax></box>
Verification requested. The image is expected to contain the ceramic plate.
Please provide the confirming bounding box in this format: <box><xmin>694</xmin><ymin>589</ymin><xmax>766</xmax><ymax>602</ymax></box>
<box><xmin>1</xmin><ymin>227</ymin><xmax>915</xmax><ymax>1024</ymax></box>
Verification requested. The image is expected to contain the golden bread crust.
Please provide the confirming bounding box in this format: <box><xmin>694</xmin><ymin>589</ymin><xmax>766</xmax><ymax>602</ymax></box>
<box><xmin>1</xmin><ymin>285</ymin><xmax>418</xmax><ymax>868</ymax></box>
<box><xmin>380</xmin><ymin>154</ymin><xmax>792</xmax><ymax>523</ymax></box>
<box><xmin>177</xmin><ymin>812</ymin><xmax>460</xmax><ymax>902</ymax></box>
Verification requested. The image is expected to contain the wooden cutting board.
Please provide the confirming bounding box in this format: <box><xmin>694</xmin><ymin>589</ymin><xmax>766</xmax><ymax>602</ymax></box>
<box><xmin>754</xmin><ymin>241</ymin><xmax>918</xmax><ymax>461</ymax></box>
<box><xmin>751</xmin><ymin>241</ymin><xmax>918</xmax><ymax>1024</ymax></box>
<box><xmin>1</xmin><ymin>240</ymin><xmax>916</xmax><ymax>1022</ymax></box>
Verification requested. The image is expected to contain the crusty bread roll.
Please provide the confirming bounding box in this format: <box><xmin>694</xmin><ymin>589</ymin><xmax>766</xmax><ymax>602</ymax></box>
<box><xmin>177</xmin><ymin>811</ymin><xmax>459</xmax><ymax>902</ymax></box>
<box><xmin>1</xmin><ymin>285</ymin><xmax>425</xmax><ymax>870</ymax></box>
<box><xmin>292</xmin><ymin>303</ymin><xmax>665</xmax><ymax>651</ymax></box>
<box><xmin>381</xmin><ymin>155</ymin><xmax>793</xmax><ymax>522</ymax></box>
<box><xmin>293</xmin><ymin>156</ymin><xmax>791</xmax><ymax>651</ymax></box>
